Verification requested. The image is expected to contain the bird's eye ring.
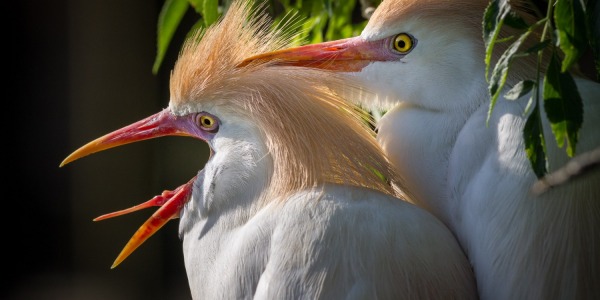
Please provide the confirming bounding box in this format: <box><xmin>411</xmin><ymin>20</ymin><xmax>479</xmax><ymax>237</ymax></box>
<box><xmin>196</xmin><ymin>113</ymin><xmax>219</xmax><ymax>133</ymax></box>
<box><xmin>392</xmin><ymin>33</ymin><xmax>415</xmax><ymax>53</ymax></box>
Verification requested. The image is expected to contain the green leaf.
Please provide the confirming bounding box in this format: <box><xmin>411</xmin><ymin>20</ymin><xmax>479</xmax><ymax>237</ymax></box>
<box><xmin>504</xmin><ymin>80</ymin><xmax>535</xmax><ymax>100</ymax></box>
<box><xmin>483</xmin><ymin>0</ymin><xmax>501</xmax><ymax>77</ymax></box>
<box><xmin>504</xmin><ymin>10</ymin><xmax>528</xmax><ymax>30</ymax></box>
<box><xmin>483</xmin><ymin>0</ymin><xmax>499</xmax><ymax>48</ymax></box>
<box><xmin>483</xmin><ymin>0</ymin><xmax>515</xmax><ymax>79</ymax></box>
<box><xmin>543</xmin><ymin>50</ymin><xmax>584</xmax><ymax>157</ymax></box>
<box><xmin>202</xmin><ymin>0</ymin><xmax>219</xmax><ymax>27</ymax></box>
<box><xmin>555</xmin><ymin>0</ymin><xmax>587</xmax><ymax>72</ymax></box>
<box><xmin>187</xmin><ymin>0</ymin><xmax>202</xmax><ymax>12</ymax></box>
<box><xmin>487</xmin><ymin>31</ymin><xmax>531</xmax><ymax>123</ymax></box>
<box><xmin>187</xmin><ymin>19</ymin><xmax>207</xmax><ymax>39</ymax></box>
<box><xmin>524</xmin><ymin>39</ymin><xmax>551</xmax><ymax>54</ymax></box>
<box><xmin>153</xmin><ymin>0</ymin><xmax>189</xmax><ymax>74</ymax></box>
<box><xmin>325</xmin><ymin>0</ymin><xmax>356</xmax><ymax>40</ymax></box>
<box><xmin>524</xmin><ymin>104</ymin><xmax>548</xmax><ymax>178</ymax></box>
<box><xmin>305</xmin><ymin>14</ymin><xmax>327</xmax><ymax>43</ymax></box>
<box><xmin>298</xmin><ymin>0</ymin><xmax>315</xmax><ymax>16</ymax></box>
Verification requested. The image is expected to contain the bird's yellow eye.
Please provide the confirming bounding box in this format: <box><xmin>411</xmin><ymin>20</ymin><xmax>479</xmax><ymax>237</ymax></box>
<box><xmin>393</xmin><ymin>33</ymin><xmax>414</xmax><ymax>53</ymax></box>
<box><xmin>196</xmin><ymin>114</ymin><xmax>219</xmax><ymax>133</ymax></box>
<box><xmin>199</xmin><ymin>116</ymin><xmax>214</xmax><ymax>128</ymax></box>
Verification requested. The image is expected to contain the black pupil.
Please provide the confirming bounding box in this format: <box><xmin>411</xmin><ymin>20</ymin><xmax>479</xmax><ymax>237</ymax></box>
<box><xmin>203</xmin><ymin>118</ymin><xmax>211</xmax><ymax>126</ymax></box>
<box><xmin>397</xmin><ymin>39</ymin><xmax>406</xmax><ymax>49</ymax></box>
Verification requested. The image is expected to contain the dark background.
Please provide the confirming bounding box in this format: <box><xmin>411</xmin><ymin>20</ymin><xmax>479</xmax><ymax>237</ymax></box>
<box><xmin>8</xmin><ymin>1</ymin><xmax>598</xmax><ymax>300</ymax></box>
<box><xmin>10</xmin><ymin>1</ymin><xmax>207</xmax><ymax>299</ymax></box>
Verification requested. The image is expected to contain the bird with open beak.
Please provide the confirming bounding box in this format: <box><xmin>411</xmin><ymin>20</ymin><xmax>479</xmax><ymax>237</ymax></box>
<box><xmin>239</xmin><ymin>0</ymin><xmax>600</xmax><ymax>299</ymax></box>
<box><xmin>61</xmin><ymin>0</ymin><xmax>478</xmax><ymax>298</ymax></box>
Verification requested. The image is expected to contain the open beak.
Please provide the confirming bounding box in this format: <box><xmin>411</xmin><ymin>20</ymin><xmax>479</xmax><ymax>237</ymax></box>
<box><xmin>102</xmin><ymin>177</ymin><xmax>196</xmax><ymax>269</ymax></box>
<box><xmin>239</xmin><ymin>36</ymin><xmax>389</xmax><ymax>72</ymax></box>
<box><xmin>61</xmin><ymin>108</ymin><xmax>200</xmax><ymax>268</ymax></box>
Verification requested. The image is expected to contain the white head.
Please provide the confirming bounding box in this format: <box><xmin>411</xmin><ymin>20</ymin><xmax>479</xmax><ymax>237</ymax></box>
<box><xmin>240</xmin><ymin>0</ymin><xmax>542</xmax><ymax>114</ymax></box>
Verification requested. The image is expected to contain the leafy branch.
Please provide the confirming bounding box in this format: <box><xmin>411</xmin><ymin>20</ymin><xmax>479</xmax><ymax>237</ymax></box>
<box><xmin>152</xmin><ymin>0</ymin><xmax>369</xmax><ymax>74</ymax></box>
<box><xmin>483</xmin><ymin>0</ymin><xmax>598</xmax><ymax>178</ymax></box>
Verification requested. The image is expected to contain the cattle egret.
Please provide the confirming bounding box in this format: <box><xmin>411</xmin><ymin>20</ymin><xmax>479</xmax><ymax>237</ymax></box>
<box><xmin>241</xmin><ymin>0</ymin><xmax>600</xmax><ymax>299</ymax></box>
<box><xmin>60</xmin><ymin>1</ymin><xmax>478</xmax><ymax>298</ymax></box>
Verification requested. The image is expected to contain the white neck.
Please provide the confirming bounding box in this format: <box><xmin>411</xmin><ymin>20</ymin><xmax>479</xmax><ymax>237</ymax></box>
<box><xmin>368</xmin><ymin>68</ymin><xmax>489</xmax><ymax>223</ymax></box>
<box><xmin>178</xmin><ymin>128</ymin><xmax>273</xmax><ymax>299</ymax></box>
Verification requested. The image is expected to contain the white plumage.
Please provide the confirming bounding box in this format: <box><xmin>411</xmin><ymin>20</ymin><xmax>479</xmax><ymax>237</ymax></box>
<box><xmin>241</xmin><ymin>0</ymin><xmax>600</xmax><ymax>298</ymax></box>
<box><xmin>61</xmin><ymin>1</ymin><xmax>478</xmax><ymax>298</ymax></box>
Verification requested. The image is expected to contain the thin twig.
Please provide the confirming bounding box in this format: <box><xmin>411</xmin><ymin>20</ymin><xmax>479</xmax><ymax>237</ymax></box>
<box><xmin>531</xmin><ymin>147</ymin><xmax>600</xmax><ymax>195</ymax></box>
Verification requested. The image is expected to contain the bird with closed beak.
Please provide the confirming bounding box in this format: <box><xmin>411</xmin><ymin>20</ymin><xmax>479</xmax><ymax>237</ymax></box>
<box><xmin>60</xmin><ymin>1</ymin><xmax>478</xmax><ymax>299</ymax></box>
<box><xmin>241</xmin><ymin>0</ymin><xmax>600</xmax><ymax>299</ymax></box>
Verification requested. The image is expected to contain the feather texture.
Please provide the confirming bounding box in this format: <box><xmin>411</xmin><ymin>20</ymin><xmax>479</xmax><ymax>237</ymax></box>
<box><xmin>172</xmin><ymin>1</ymin><xmax>477</xmax><ymax>299</ymax></box>
<box><xmin>170</xmin><ymin>0</ymin><xmax>411</xmax><ymax>203</ymax></box>
<box><xmin>232</xmin><ymin>0</ymin><xmax>600</xmax><ymax>298</ymax></box>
